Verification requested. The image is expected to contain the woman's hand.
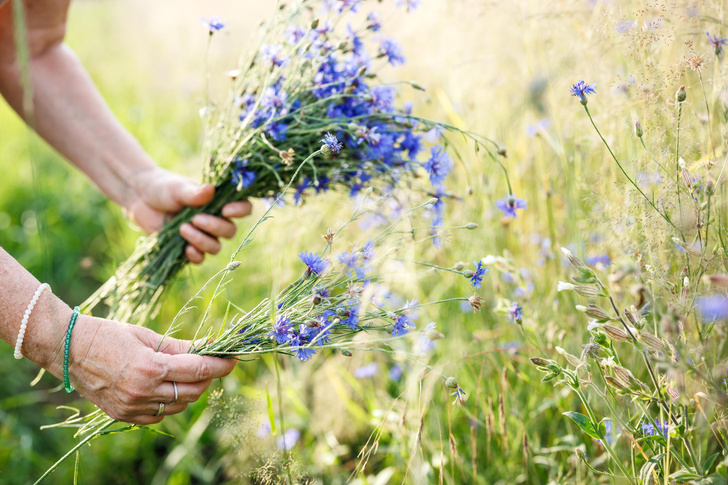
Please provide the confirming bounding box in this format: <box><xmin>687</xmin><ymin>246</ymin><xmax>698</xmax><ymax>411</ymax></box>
<box><xmin>123</xmin><ymin>166</ymin><xmax>252</xmax><ymax>264</ymax></box>
<box><xmin>69</xmin><ymin>315</ymin><xmax>237</xmax><ymax>424</ymax></box>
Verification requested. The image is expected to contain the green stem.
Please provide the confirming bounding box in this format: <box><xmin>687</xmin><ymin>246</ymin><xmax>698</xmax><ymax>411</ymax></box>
<box><xmin>583</xmin><ymin>105</ymin><xmax>675</xmax><ymax>230</ymax></box>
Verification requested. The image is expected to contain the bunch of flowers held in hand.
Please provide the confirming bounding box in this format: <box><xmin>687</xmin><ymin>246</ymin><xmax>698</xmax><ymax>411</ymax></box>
<box><xmin>84</xmin><ymin>0</ymin><xmax>503</xmax><ymax>325</ymax></box>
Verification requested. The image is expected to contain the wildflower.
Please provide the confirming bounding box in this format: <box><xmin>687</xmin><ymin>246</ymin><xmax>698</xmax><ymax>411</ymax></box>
<box><xmin>201</xmin><ymin>15</ymin><xmax>226</xmax><ymax>33</ymax></box>
<box><xmin>392</xmin><ymin>313</ymin><xmax>413</xmax><ymax>337</ymax></box>
<box><xmin>311</xmin><ymin>286</ymin><xmax>331</xmax><ymax>305</ymax></box>
<box><xmin>688</xmin><ymin>55</ymin><xmax>705</xmax><ymax>70</ymax></box>
<box><xmin>231</xmin><ymin>157</ymin><xmax>257</xmax><ymax>190</ymax></box>
<box><xmin>320</xmin><ymin>132</ymin><xmax>343</xmax><ymax>154</ymax></box>
<box><xmin>676</xmin><ymin>86</ymin><xmax>687</xmax><ymax>103</ymax></box>
<box><xmin>299</xmin><ymin>251</ymin><xmax>328</xmax><ymax>276</ymax></box>
<box><xmin>353</xmin><ymin>362</ymin><xmax>378</xmax><ymax>378</ymax></box>
<box><xmin>696</xmin><ymin>295</ymin><xmax>728</xmax><ymax>321</ymax></box>
<box><xmin>322</xmin><ymin>227</ymin><xmax>335</xmax><ymax>245</ymax></box>
<box><xmin>261</xmin><ymin>44</ymin><xmax>288</xmax><ymax>67</ymax></box>
<box><xmin>422</xmin><ymin>146</ymin><xmax>452</xmax><ymax>185</ymax></box>
<box><xmin>379</xmin><ymin>38</ymin><xmax>406</xmax><ymax>65</ymax></box>
<box><xmin>389</xmin><ymin>363</ymin><xmax>403</xmax><ymax>381</ymax></box>
<box><xmin>570</xmin><ymin>80</ymin><xmax>596</xmax><ymax>105</ymax></box>
<box><xmin>289</xmin><ymin>330</ymin><xmax>316</xmax><ymax>362</ymax></box>
<box><xmin>396</xmin><ymin>0</ymin><xmax>421</xmax><ymax>10</ymax></box>
<box><xmin>467</xmin><ymin>260</ymin><xmax>489</xmax><ymax>289</ymax></box>
<box><xmin>508</xmin><ymin>301</ymin><xmax>523</xmax><ymax>323</ymax></box>
<box><xmin>495</xmin><ymin>194</ymin><xmax>528</xmax><ymax>219</ymax></box>
<box><xmin>707</xmin><ymin>32</ymin><xmax>727</xmax><ymax>55</ymax></box>
<box><xmin>361</xmin><ymin>240</ymin><xmax>376</xmax><ymax>265</ymax></box>
<box><xmin>642</xmin><ymin>420</ymin><xmax>669</xmax><ymax>438</ymax></box>
<box><xmin>467</xmin><ymin>294</ymin><xmax>485</xmax><ymax>312</ymax></box>
<box><xmin>338</xmin><ymin>251</ymin><xmax>366</xmax><ymax>279</ymax></box>
<box><xmin>366</xmin><ymin>12</ymin><xmax>381</xmax><ymax>31</ymax></box>
<box><xmin>557</xmin><ymin>281</ymin><xmax>575</xmax><ymax>292</ymax></box>
<box><xmin>276</xmin><ymin>428</ymin><xmax>300</xmax><ymax>450</ymax></box>
<box><xmin>270</xmin><ymin>315</ymin><xmax>292</xmax><ymax>344</ymax></box>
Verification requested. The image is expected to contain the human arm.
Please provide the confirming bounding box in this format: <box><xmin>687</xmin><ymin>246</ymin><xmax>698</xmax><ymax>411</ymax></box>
<box><xmin>0</xmin><ymin>246</ymin><xmax>237</xmax><ymax>424</ymax></box>
<box><xmin>0</xmin><ymin>0</ymin><xmax>251</xmax><ymax>263</ymax></box>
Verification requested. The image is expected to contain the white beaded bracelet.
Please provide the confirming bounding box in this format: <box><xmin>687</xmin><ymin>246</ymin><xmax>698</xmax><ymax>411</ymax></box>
<box><xmin>14</xmin><ymin>283</ymin><xmax>51</xmax><ymax>360</ymax></box>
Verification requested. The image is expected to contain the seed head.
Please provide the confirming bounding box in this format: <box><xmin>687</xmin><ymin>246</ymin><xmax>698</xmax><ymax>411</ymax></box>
<box><xmin>603</xmin><ymin>324</ymin><xmax>630</xmax><ymax>342</ymax></box>
<box><xmin>639</xmin><ymin>332</ymin><xmax>666</xmax><ymax>352</ymax></box>
<box><xmin>467</xmin><ymin>295</ymin><xmax>485</xmax><ymax>312</ymax></box>
<box><xmin>279</xmin><ymin>148</ymin><xmax>295</xmax><ymax>164</ymax></box>
<box><xmin>322</xmin><ymin>227</ymin><xmax>335</xmax><ymax>245</ymax></box>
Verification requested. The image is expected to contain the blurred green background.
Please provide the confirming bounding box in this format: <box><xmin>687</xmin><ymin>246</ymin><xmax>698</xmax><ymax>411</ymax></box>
<box><xmin>2</xmin><ymin>0</ymin><xmax>724</xmax><ymax>483</ymax></box>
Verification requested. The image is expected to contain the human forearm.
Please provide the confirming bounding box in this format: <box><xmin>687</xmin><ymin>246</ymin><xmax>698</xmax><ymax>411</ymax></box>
<box><xmin>0</xmin><ymin>42</ymin><xmax>156</xmax><ymax>207</ymax></box>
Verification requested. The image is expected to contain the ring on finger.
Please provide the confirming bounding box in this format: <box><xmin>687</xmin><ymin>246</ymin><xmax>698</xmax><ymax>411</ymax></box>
<box><xmin>155</xmin><ymin>402</ymin><xmax>165</xmax><ymax>417</ymax></box>
<box><xmin>170</xmin><ymin>381</ymin><xmax>178</xmax><ymax>406</ymax></box>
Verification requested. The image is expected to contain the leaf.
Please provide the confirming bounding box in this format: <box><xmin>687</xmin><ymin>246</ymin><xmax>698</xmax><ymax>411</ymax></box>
<box><xmin>562</xmin><ymin>411</ymin><xmax>600</xmax><ymax>440</ymax></box>
<box><xmin>639</xmin><ymin>453</ymin><xmax>665</xmax><ymax>485</ymax></box>
<box><xmin>266</xmin><ymin>386</ymin><xmax>276</xmax><ymax>434</ymax></box>
<box><xmin>669</xmin><ymin>469</ymin><xmax>702</xmax><ymax>482</ymax></box>
<box><xmin>705</xmin><ymin>453</ymin><xmax>721</xmax><ymax>474</ymax></box>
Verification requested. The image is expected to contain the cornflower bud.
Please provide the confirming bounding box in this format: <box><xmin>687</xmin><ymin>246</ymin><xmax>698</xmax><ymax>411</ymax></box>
<box><xmin>320</xmin><ymin>144</ymin><xmax>331</xmax><ymax>155</ymax></box>
<box><xmin>705</xmin><ymin>178</ymin><xmax>716</xmax><ymax>196</ymax></box>
<box><xmin>311</xmin><ymin>19</ymin><xmax>320</xmax><ymax>29</ymax></box>
<box><xmin>453</xmin><ymin>261</ymin><xmax>466</xmax><ymax>271</ymax></box>
<box><xmin>634</xmin><ymin>121</ymin><xmax>643</xmax><ymax>138</ymax></box>
<box><xmin>497</xmin><ymin>146</ymin><xmax>508</xmax><ymax>157</ymax></box>
<box><xmin>602</xmin><ymin>325</ymin><xmax>630</xmax><ymax>342</ymax></box>
<box><xmin>676</xmin><ymin>85</ymin><xmax>687</xmax><ymax>103</ymax></box>
<box><xmin>425</xmin><ymin>197</ymin><xmax>439</xmax><ymax>206</ymax></box>
<box><xmin>227</xmin><ymin>261</ymin><xmax>242</xmax><ymax>271</ymax></box>
<box><xmin>575</xmin><ymin>448</ymin><xmax>586</xmax><ymax>460</ymax></box>
<box><xmin>639</xmin><ymin>332</ymin><xmax>666</xmax><ymax>352</ymax></box>
<box><xmin>465</xmin><ymin>222</ymin><xmax>479</xmax><ymax>230</ymax></box>
<box><xmin>445</xmin><ymin>377</ymin><xmax>459</xmax><ymax>389</ymax></box>
<box><xmin>340</xmin><ymin>349</ymin><xmax>352</xmax><ymax>357</ymax></box>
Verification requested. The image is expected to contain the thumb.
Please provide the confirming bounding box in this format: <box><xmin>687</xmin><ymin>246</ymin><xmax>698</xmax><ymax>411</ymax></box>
<box><xmin>172</xmin><ymin>181</ymin><xmax>215</xmax><ymax>208</ymax></box>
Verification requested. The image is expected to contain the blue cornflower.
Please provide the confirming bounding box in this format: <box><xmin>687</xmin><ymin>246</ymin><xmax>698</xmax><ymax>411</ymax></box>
<box><xmin>707</xmin><ymin>32</ymin><xmax>728</xmax><ymax>55</ymax></box>
<box><xmin>508</xmin><ymin>301</ymin><xmax>523</xmax><ymax>323</ymax></box>
<box><xmin>201</xmin><ymin>16</ymin><xmax>226</xmax><ymax>33</ymax></box>
<box><xmin>696</xmin><ymin>295</ymin><xmax>728</xmax><ymax>321</ymax></box>
<box><xmin>423</xmin><ymin>146</ymin><xmax>452</xmax><ymax>185</ymax></box>
<box><xmin>261</xmin><ymin>44</ymin><xmax>288</xmax><ymax>67</ymax></box>
<box><xmin>289</xmin><ymin>331</ymin><xmax>316</xmax><ymax>362</ymax></box>
<box><xmin>495</xmin><ymin>194</ymin><xmax>528</xmax><ymax>219</ymax></box>
<box><xmin>338</xmin><ymin>302</ymin><xmax>360</xmax><ymax>330</ymax></box>
<box><xmin>397</xmin><ymin>0</ymin><xmax>421</xmax><ymax>10</ymax></box>
<box><xmin>570</xmin><ymin>80</ymin><xmax>596</xmax><ymax>104</ymax></box>
<box><xmin>468</xmin><ymin>260</ymin><xmax>489</xmax><ymax>289</ymax></box>
<box><xmin>431</xmin><ymin>213</ymin><xmax>444</xmax><ymax>249</ymax></box>
<box><xmin>339</xmin><ymin>251</ymin><xmax>365</xmax><ymax>279</ymax></box>
<box><xmin>231</xmin><ymin>157</ymin><xmax>257</xmax><ymax>190</ymax></box>
<box><xmin>642</xmin><ymin>420</ymin><xmax>669</xmax><ymax>438</ymax></box>
<box><xmin>353</xmin><ymin>362</ymin><xmax>378</xmax><ymax>378</ymax></box>
<box><xmin>367</xmin><ymin>12</ymin><xmax>381</xmax><ymax>31</ymax></box>
<box><xmin>361</xmin><ymin>240</ymin><xmax>376</xmax><ymax>265</ymax></box>
<box><xmin>285</xmin><ymin>25</ymin><xmax>306</xmax><ymax>44</ymax></box>
<box><xmin>392</xmin><ymin>314</ymin><xmax>413</xmax><ymax>337</ymax></box>
<box><xmin>320</xmin><ymin>132</ymin><xmax>343</xmax><ymax>153</ymax></box>
<box><xmin>389</xmin><ymin>363</ymin><xmax>403</xmax><ymax>381</ymax></box>
<box><xmin>402</xmin><ymin>300</ymin><xmax>420</xmax><ymax>320</ymax></box>
<box><xmin>299</xmin><ymin>251</ymin><xmax>329</xmax><ymax>276</ymax></box>
<box><xmin>586</xmin><ymin>254</ymin><xmax>611</xmax><ymax>267</ymax></box>
<box><xmin>379</xmin><ymin>38</ymin><xmax>406</xmax><ymax>65</ymax></box>
<box><xmin>270</xmin><ymin>315</ymin><xmax>292</xmax><ymax>344</ymax></box>
<box><xmin>451</xmin><ymin>386</ymin><xmax>466</xmax><ymax>405</ymax></box>
<box><xmin>311</xmin><ymin>286</ymin><xmax>331</xmax><ymax>304</ymax></box>
<box><xmin>276</xmin><ymin>428</ymin><xmax>300</xmax><ymax>450</ymax></box>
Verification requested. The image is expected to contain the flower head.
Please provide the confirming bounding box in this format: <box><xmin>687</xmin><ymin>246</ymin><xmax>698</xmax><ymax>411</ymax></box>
<box><xmin>696</xmin><ymin>295</ymin><xmax>728</xmax><ymax>321</ymax></box>
<box><xmin>423</xmin><ymin>146</ymin><xmax>452</xmax><ymax>185</ymax></box>
<box><xmin>495</xmin><ymin>194</ymin><xmax>528</xmax><ymax>219</ymax></box>
<box><xmin>201</xmin><ymin>16</ymin><xmax>226</xmax><ymax>33</ymax></box>
<box><xmin>707</xmin><ymin>32</ymin><xmax>728</xmax><ymax>55</ymax></box>
<box><xmin>270</xmin><ymin>315</ymin><xmax>292</xmax><ymax>344</ymax></box>
<box><xmin>299</xmin><ymin>251</ymin><xmax>329</xmax><ymax>276</ymax></box>
<box><xmin>379</xmin><ymin>38</ymin><xmax>406</xmax><ymax>65</ymax></box>
<box><xmin>508</xmin><ymin>301</ymin><xmax>523</xmax><ymax>323</ymax></box>
<box><xmin>642</xmin><ymin>420</ymin><xmax>669</xmax><ymax>438</ymax></box>
<box><xmin>570</xmin><ymin>80</ymin><xmax>596</xmax><ymax>105</ymax></box>
<box><xmin>468</xmin><ymin>260</ymin><xmax>489</xmax><ymax>289</ymax></box>
<box><xmin>231</xmin><ymin>157</ymin><xmax>257</xmax><ymax>190</ymax></box>
<box><xmin>320</xmin><ymin>132</ymin><xmax>343</xmax><ymax>154</ymax></box>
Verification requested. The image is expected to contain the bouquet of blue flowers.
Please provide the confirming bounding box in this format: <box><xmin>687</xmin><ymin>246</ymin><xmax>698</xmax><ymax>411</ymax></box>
<box><xmin>83</xmin><ymin>0</ymin><xmax>498</xmax><ymax>325</ymax></box>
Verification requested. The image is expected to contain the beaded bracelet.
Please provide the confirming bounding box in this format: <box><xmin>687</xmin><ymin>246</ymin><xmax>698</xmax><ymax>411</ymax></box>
<box><xmin>14</xmin><ymin>283</ymin><xmax>52</xmax><ymax>360</ymax></box>
<box><xmin>63</xmin><ymin>306</ymin><xmax>80</xmax><ymax>393</ymax></box>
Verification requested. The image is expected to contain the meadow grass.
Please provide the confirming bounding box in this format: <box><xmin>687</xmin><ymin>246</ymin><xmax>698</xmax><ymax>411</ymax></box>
<box><xmin>1</xmin><ymin>1</ymin><xmax>728</xmax><ymax>484</ymax></box>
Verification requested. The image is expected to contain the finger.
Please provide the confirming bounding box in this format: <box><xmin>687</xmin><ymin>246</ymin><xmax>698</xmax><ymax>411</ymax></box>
<box><xmin>180</xmin><ymin>223</ymin><xmax>222</xmax><ymax>255</ymax></box>
<box><xmin>185</xmin><ymin>245</ymin><xmax>205</xmax><ymax>264</ymax></box>
<box><xmin>122</xmin><ymin>414</ymin><xmax>165</xmax><ymax>425</ymax></box>
<box><xmin>151</xmin><ymin>380</ymin><xmax>212</xmax><ymax>404</ymax></box>
<box><xmin>191</xmin><ymin>214</ymin><xmax>237</xmax><ymax>239</ymax></box>
<box><xmin>161</xmin><ymin>353</ymin><xmax>237</xmax><ymax>383</ymax></box>
<box><xmin>221</xmin><ymin>200</ymin><xmax>253</xmax><ymax>219</ymax></box>
<box><xmin>173</xmin><ymin>182</ymin><xmax>215</xmax><ymax>208</ymax></box>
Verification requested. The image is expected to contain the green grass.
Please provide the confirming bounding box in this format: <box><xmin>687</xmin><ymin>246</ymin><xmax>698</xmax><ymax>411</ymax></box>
<box><xmin>2</xmin><ymin>1</ymin><xmax>728</xmax><ymax>484</ymax></box>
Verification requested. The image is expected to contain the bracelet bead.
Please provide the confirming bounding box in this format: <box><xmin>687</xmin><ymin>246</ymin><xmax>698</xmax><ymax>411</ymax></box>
<box><xmin>63</xmin><ymin>307</ymin><xmax>80</xmax><ymax>393</ymax></box>
<box><xmin>13</xmin><ymin>283</ymin><xmax>51</xmax><ymax>360</ymax></box>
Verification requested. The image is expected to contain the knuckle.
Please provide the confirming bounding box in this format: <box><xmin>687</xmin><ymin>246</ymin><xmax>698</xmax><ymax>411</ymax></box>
<box><xmin>195</xmin><ymin>361</ymin><xmax>212</xmax><ymax>381</ymax></box>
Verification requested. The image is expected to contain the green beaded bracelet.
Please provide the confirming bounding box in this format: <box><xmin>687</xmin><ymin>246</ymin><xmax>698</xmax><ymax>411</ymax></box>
<box><xmin>63</xmin><ymin>306</ymin><xmax>80</xmax><ymax>393</ymax></box>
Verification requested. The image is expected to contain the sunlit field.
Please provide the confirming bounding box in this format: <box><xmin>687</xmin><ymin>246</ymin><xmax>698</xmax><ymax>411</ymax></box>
<box><xmin>2</xmin><ymin>0</ymin><xmax>728</xmax><ymax>484</ymax></box>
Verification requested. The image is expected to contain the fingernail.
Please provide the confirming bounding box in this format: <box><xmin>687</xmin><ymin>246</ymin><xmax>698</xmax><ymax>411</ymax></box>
<box><xmin>192</xmin><ymin>214</ymin><xmax>208</xmax><ymax>228</ymax></box>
